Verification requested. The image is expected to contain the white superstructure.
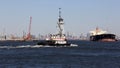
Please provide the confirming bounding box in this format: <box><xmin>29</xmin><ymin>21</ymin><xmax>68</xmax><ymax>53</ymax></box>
<box><xmin>89</xmin><ymin>27</ymin><xmax>107</xmax><ymax>36</ymax></box>
<box><xmin>57</xmin><ymin>8</ymin><xmax>65</xmax><ymax>37</ymax></box>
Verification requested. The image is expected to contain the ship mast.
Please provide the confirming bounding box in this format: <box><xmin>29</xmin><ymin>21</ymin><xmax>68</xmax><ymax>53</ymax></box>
<box><xmin>57</xmin><ymin>8</ymin><xmax>65</xmax><ymax>37</ymax></box>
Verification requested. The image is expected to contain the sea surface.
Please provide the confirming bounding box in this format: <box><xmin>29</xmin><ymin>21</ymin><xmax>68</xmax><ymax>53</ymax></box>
<box><xmin>0</xmin><ymin>40</ymin><xmax>120</xmax><ymax>68</ymax></box>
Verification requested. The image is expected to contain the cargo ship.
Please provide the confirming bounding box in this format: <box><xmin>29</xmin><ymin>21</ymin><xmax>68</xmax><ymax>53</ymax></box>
<box><xmin>37</xmin><ymin>8</ymin><xmax>77</xmax><ymax>46</ymax></box>
<box><xmin>89</xmin><ymin>27</ymin><xmax>117</xmax><ymax>42</ymax></box>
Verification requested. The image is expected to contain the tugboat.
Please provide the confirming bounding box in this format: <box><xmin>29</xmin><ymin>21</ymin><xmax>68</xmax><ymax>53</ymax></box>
<box><xmin>89</xmin><ymin>27</ymin><xmax>117</xmax><ymax>42</ymax></box>
<box><xmin>37</xmin><ymin>8</ymin><xmax>77</xmax><ymax>46</ymax></box>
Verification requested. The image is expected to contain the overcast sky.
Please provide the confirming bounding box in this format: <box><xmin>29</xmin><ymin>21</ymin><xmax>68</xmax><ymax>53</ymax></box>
<box><xmin>0</xmin><ymin>0</ymin><xmax>120</xmax><ymax>36</ymax></box>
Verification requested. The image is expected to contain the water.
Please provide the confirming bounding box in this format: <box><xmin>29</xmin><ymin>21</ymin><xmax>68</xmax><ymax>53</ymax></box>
<box><xmin>0</xmin><ymin>40</ymin><xmax>120</xmax><ymax>68</ymax></box>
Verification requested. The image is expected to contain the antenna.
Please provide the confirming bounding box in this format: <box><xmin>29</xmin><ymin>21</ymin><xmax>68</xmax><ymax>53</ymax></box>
<box><xmin>59</xmin><ymin>8</ymin><xmax>61</xmax><ymax>18</ymax></box>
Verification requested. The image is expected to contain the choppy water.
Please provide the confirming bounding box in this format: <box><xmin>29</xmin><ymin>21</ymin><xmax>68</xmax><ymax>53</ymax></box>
<box><xmin>0</xmin><ymin>40</ymin><xmax>120</xmax><ymax>68</ymax></box>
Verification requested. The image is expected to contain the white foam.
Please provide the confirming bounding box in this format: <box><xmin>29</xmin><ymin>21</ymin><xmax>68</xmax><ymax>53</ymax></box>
<box><xmin>70</xmin><ymin>44</ymin><xmax>78</xmax><ymax>47</ymax></box>
<box><xmin>0</xmin><ymin>44</ymin><xmax>78</xmax><ymax>49</ymax></box>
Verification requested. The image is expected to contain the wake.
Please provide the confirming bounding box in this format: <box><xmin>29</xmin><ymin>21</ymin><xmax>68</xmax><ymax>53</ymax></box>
<box><xmin>0</xmin><ymin>44</ymin><xmax>78</xmax><ymax>49</ymax></box>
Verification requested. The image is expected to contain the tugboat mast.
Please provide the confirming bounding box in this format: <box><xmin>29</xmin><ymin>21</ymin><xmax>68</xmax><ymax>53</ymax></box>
<box><xmin>59</xmin><ymin>8</ymin><xmax>62</xmax><ymax>18</ymax></box>
<box><xmin>58</xmin><ymin>8</ymin><xmax>65</xmax><ymax>37</ymax></box>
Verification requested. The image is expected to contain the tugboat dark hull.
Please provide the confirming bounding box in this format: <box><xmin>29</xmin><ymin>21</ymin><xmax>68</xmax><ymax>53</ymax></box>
<box><xmin>90</xmin><ymin>34</ymin><xmax>117</xmax><ymax>42</ymax></box>
<box><xmin>37</xmin><ymin>40</ymin><xmax>71</xmax><ymax>46</ymax></box>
